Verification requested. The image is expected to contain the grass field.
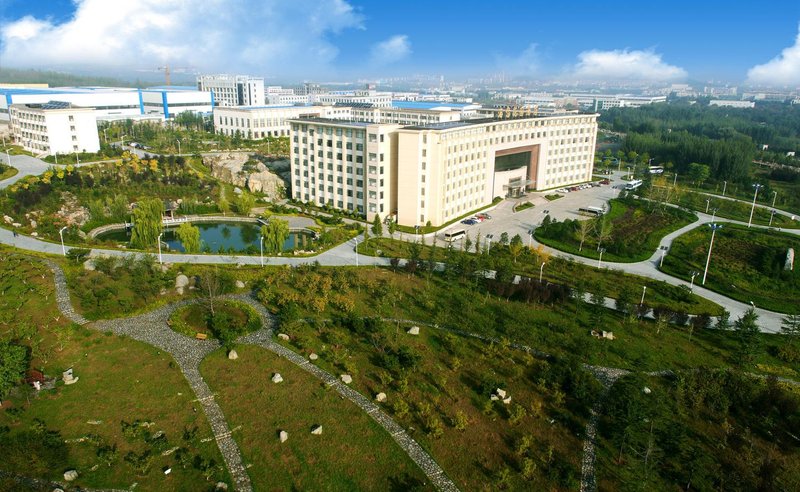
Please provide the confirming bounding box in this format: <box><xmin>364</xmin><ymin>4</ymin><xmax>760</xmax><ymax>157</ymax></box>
<box><xmin>535</xmin><ymin>197</ymin><xmax>697</xmax><ymax>262</ymax></box>
<box><xmin>668</xmin><ymin>188</ymin><xmax>799</xmax><ymax>228</ymax></box>
<box><xmin>358</xmin><ymin>237</ymin><xmax>723</xmax><ymax>316</ymax></box>
<box><xmin>200</xmin><ymin>346</ymin><xmax>432</xmax><ymax>490</ymax></box>
<box><xmin>0</xmin><ymin>164</ymin><xmax>18</xmax><ymax>181</ymax></box>
<box><xmin>661</xmin><ymin>223</ymin><xmax>800</xmax><ymax>313</ymax></box>
<box><xmin>0</xmin><ymin>252</ymin><xmax>229</xmax><ymax>490</ymax></box>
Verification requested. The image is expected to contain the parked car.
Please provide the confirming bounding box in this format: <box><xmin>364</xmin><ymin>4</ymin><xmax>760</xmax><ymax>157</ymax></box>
<box><xmin>461</xmin><ymin>218</ymin><xmax>478</xmax><ymax>225</ymax></box>
<box><xmin>477</xmin><ymin>213</ymin><xmax>492</xmax><ymax>220</ymax></box>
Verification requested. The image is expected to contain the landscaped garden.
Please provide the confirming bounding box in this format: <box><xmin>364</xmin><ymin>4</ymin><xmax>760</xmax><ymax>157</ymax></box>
<box><xmin>0</xmin><ymin>252</ymin><xmax>229</xmax><ymax>490</ymax></box>
<box><xmin>534</xmin><ymin>195</ymin><xmax>697</xmax><ymax>262</ymax></box>
<box><xmin>0</xmin><ymin>160</ymin><xmax>17</xmax><ymax>181</ymax></box>
<box><xmin>201</xmin><ymin>346</ymin><xmax>433</xmax><ymax>490</ymax></box>
<box><xmin>660</xmin><ymin>223</ymin><xmax>800</xmax><ymax>313</ymax></box>
<box><xmin>169</xmin><ymin>299</ymin><xmax>261</xmax><ymax>348</ymax></box>
<box><xmin>357</xmin><ymin>235</ymin><xmax>723</xmax><ymax>315</ymax></box>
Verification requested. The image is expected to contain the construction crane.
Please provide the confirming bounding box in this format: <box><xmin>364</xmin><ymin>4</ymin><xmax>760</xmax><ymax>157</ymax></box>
<box><xmin>156</xmin><ymin>64</ymin><xmax>194</xmax><ymax>86</ymax></box>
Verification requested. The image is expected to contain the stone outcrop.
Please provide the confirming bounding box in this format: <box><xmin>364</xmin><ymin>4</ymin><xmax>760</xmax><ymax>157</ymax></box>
<box><xmin>206</xmin><ymin>153</ymin><xmax>285</xmax><ymax>199</ymax></box>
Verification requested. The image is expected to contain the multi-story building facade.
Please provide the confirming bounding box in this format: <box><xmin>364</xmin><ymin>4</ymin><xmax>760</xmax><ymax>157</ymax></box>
<box><xmin>290</xmin><ymin>112</ymin><xmax>598</xmax><ymax>226</ymax></box>
<box><xmin>289</xmin><ymin>118</ymin><xmax>400</xmax><ymax>217</ymax></box>
<box><xmin>9</xmin><ymin>101</ymin><xmax>100</xmax><ymax>155</ymax></box>
<box><xmin>197</xmin><ymin>74</ymin><xmax>265</xmax><ymax>107</ymax></box>
<box><xmin>213</xmin><ymin>104</ymin><xmax>351</xmax><ymax>138</ymax></box>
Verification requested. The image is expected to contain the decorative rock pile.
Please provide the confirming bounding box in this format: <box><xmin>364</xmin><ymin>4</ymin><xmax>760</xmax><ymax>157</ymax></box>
<box><xmin>175</xmin><ymin>274</ymin><xmax>190</xmax><ymax>295</ymax></box>
<box><xmin>490</xmin><ymin>388</ymin><xmax>511</xmax><ymax>405</ymax></box>
<box><xmin>63</xmin><ymin>470</ymin><xmax>78</xmax><ymax>481</ymax></box>
<box><xmin>375</xmin><ymin>392</ymin><xmax>387</xmax><ymax>403</ymax></box>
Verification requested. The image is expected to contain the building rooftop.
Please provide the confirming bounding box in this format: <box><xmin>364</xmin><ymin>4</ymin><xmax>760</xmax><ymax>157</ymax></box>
<box><xmin>217</xmin><ymin>104</ymin><xmax>314</xmax><ymax>111</ymax></box>
<box><xmin>391</xmin><ymin>100</ymin><xmax>473</xmax><ymax>110</ymax></box>
<box><xmin>288</xmin><ymin>117</ymin><xmax>374</xmax><ymax>127</ymax></box>
<box><xmin>15</xmin><ymin>100</ymin><xmax>93</xmax><ymax>111</ymax></box>
<box><xmin>144</xmin><ymin>86</ymin><xmax>203</xmax><ymax>92</ymax></box>
<box><xmin>403</xmin><ymin>118</ymin><xmax>497</xmax><ymax>130</ymax></box>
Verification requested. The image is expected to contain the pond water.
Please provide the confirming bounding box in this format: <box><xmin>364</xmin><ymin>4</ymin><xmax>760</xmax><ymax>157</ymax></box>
<box><xmin>97</xmin><ymin>222</ymin><xmax>314</xmax><ymax>253</ymax></box>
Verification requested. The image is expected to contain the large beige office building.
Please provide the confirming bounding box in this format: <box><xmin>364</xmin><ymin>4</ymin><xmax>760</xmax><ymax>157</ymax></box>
<box><xmin>290</xmin><ymin>112</ymin><xmax>598</xmax><ymax>227</ymax></box>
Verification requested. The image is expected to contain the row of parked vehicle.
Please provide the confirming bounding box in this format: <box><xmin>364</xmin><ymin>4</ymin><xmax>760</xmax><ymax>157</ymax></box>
<box><xmin>461</xmin><ymin>212</ymin><xmax>492</xmax><ymax>226</ymax></box>
<box><xmin>555</xmin><ymin>180</ymin><xmax>608</xmax><ymax>194</ymax></box>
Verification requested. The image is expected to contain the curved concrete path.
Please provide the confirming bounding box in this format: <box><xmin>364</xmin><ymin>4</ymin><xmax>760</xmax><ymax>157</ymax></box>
<box><xmin>43</xmin><ymin>259</ymin><xmax>457</xmax><ymax>491</ymax></box>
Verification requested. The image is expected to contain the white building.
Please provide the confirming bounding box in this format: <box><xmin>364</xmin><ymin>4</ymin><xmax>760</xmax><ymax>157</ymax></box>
<box><xmin>9</xmin><ymin>101</ymin><xmax>100</xmax><ymax>156</ymax></box>
<box><xmin>709</xmin><ymin>99</ymin><xmax>755</xmax><ymax>108</ymax></box>
<box><xmin>197</xmin><ymin>74</ymin><xmax>265</xmax><ymax>107</ymax></box>
<box><xmin>213</xmin><ymin>104</ymin><xmax>350</xmax><ymax>138</ymax></box>
<box><xmin>569</xmin><ymin>93</ymin><xmax>667</xmax><ymax>111</ymax></box>
<box><xmin>289</xmin><ymin>112</ymin><xmax>598</xmax><ymax>226</ymax></box>
<box><xmin>0</xmin><ymin>86</ymin><xmax>212</xmax><ymax>122</ymax></box>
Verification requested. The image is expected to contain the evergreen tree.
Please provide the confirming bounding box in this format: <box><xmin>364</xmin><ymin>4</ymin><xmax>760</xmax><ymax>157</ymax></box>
<box><xmin>734</xmin><ymin>308</ymin><xmax>761</xmax><ymax>366</ymax></box>
<box><xmin>371</xmin><ymin>214</ymin><xmax>383</xmax><ymax>236</ymax></box>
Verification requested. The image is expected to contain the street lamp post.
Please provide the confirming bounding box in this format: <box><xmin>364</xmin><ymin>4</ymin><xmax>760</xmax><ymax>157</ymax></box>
<box><xmin>673</xmin><ymin>173</ymin><xmax>678</xmax><ymax>187</ymax></box>
<box><xmin>539</xmin><ymin>262</ymin><xmax>546</xmax><ymax>283</ymax></box>
<box><xmin>769</xmin><ymin>209</ymin><xmax>776</xmax><ymax>227</ymax></box>
<box><xmin>772</xmin><ymin>190</ymin><xmax>778</xmax><ymax>208</ymax></box>
<box><xmin>597</xmin><ymin>247</ymin><xmax>606</xmax><ymax>268</ymax></box>
<box><xmin>59</xmin><ymin>226</ymin><xmax>68</xmax><ymax>256</ymax></box>
<box><xmin>748</xmin><ymin>184</ymin><xmax>763</xmax><ymax>228</ymax></box>
<box><xmin>5</xmin><ymin>149</ymin><xmax>10</xmax><ymax>166</ymax></box>
<box><xmin>705</xmin><ymin>198</ymin><xmax>710</xmax><ymax>213</ymax></box>
<box><xmin>722</xmin><ymin>180</ymin><xmax>727</xmax><ymax>196</ymax></box>
<box><xmin>640</xmin><ymin>285</ymin><xmax>647</xmax><ymax>307</ymax></box>
<box><xmin>157</xmin><ymin>233</ymin><xmax>163</xmax><ymax>264</ymax></box>
<box><xmin>659</xmin><ymin>248</ymin><xmax>666</xmax><ymax>267</ymax></box>
<box><xmin>702</xmin><ymin>223</ymin><xmax>723</xmax><ymax>285</ymax></box>
<box><xmin>354</xmin><ymin>237</ymin><xmax>359</xmax><ymax>267</ymax></box>
<box><xmin>528</xmin><ymin>229</ymin><xmax>534</xmax><ymax>248</ymax></box>
<box><xmin>177</xmin><ymin>139</ymin><xmax>182</xmax><ymax>154</ymax></box>
<box><xmin>259</xmin><ymin>234</ymin><xmax>264</xmax><ymax>267</ymax></box>
<box><xmin>74</xmin><ymin>151</ymin><xmax>80</xmax><ymax>165</ymax></box>
<box><xmin>689</xmin><ymin>271</ymin><xmax>699</xmax><ymax>290</ymax></box>
<box><xmin>710</xmin><ymin>208</ymin><xmax>718</xmax><ymax>223</ymax></box>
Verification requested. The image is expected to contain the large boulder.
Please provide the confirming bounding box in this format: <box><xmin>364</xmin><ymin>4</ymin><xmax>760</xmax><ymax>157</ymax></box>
<box><xmin>271</xmin><ymin>373</ymin><xmax>283</xmax><ymax>383</ymax></box>
<box><xmin>175</xmin><ymin>274</ymin><xmax>190</xmax><ymax>288</ymax></box>
<box><xmin>63</xmin><ymin>470</ymin><xmax>78</xmax><ymax>481</ymax></box>
<box><xmin>228</xmin><ymin>350</ymin><xmax>238</xmax><ymax>360</ymax></box>
<box><xmin>340</xmin><ymin>374</ymin><xmax>353</xmax><ymax>385</ymax></box>
<box><xmin>279</xmin><ymin>430</ymin><xmax>288</xmax><ymax>443</ymax></box>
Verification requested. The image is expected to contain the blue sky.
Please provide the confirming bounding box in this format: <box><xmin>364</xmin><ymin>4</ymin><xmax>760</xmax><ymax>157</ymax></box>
<box><xmin>2</xmin><ymin>0</ymin><xmax>800</xmax><ymax>85</ymax></box>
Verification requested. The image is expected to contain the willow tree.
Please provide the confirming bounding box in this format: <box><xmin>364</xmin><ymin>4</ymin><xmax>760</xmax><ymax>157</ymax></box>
<box><xmin>261</xmin><ymin>218</ymin><xmax>290</xmax><ymax>254</ymax></box>
<box><xmin>176</xmin><ymin>222</ymin><xmax>201</xmax><ymax>253</ymax></box>
<box><xmin>129</xmin><ymin>198</ymin><xmax>164</xmax><ymax>250</ymax></box>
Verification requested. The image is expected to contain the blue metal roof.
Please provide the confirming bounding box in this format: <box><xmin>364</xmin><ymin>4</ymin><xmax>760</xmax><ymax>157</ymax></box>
<box><xmin>144</xmin><ymin>86</ymin><xmax>200</xmax><ymax>92</ymax></box>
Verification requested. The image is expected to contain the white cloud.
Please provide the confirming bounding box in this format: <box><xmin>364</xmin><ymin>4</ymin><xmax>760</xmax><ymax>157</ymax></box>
<box><xmin>496</xmin><ymin>43</ymin><xmax>540</xmax><ymax>75</ymax></box>
<box><xmin>572</xmin><ymin>49</ymin><xmax>687</xmax><ymax>81</ymax></box>
<box><xmin>747</xmin><ymin>26</ymin><xmax>800</xmax><ymax>86</ymax></box>
<box><xmin>369</xmin><ymin>35</ymin><xmax>411</xmax><ymax>65</ymax></box>
<box><xmin>0</xmin><ymin>0</ymin><xmax>364</xmax><ymax>77</ymax></box>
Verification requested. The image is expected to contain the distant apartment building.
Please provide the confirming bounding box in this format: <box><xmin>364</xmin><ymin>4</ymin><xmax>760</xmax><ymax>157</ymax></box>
<box><xmin>289</xmin><ymin>112</ymin><xmax>598</xmax><ymax>226</ymax></box>
<box><xmin>709</xmin><ymin>99</ymin><xmax>755</xmax><ymax>109</ymax></box>
<box><xmin>9</xmin><ymin>101</ymin><xmax>100</xmax><ymax>156</ymax></box>
<box><xmin>197</xmin><ymin>74</ymin><xmax>265</xmax><ymax>107</ymax></box>
<box><xmin>213</xmin><ymin>104</ymin><xmax>351</xmax><ymax>138</ymax></box>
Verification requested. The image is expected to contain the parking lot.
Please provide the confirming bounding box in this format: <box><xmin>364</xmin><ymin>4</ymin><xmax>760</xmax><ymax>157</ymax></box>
<box><xmin>437</xmin><ymin>171</ymin><xmax>626</xmax><ymax>246</ymax></box>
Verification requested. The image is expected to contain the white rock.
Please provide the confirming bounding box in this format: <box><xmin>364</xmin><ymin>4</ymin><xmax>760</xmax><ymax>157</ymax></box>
<box><xmin>176</xmin><ymin>286</ymin><xmax>185</xmax><ymax>295</ymax></box>
<box><xmin>340</xmin><ymin>374</ymin><xmax>352</xmax><ymax>384</ymax></box>
<box><xmin>496</xmin><ymin>388</ymin><xmax>507</xmax><ymax>399</ymax></box>
<box><xmin>279</xmin><ymin>430</ymin><xmax>288</xmax><ymax>443</ymax></box>
<box><xmin>63</xmin><ymin>470</ymin><xmax>78</xmax><ymax>481</ymax></box>
<box><xmin>30</xmin><ymin>232</ymin><xmax>38</xmax><ymax>237</ymax></box>
<box><xmin>271</xmin><ymin>373</ymin><xmax>283</xmax><ymax>383</ymax></box>
<box><xmin>30</xmin><ymin>220</ymin><xmax>37</xmax><ymax>228</ymax></box>
<box><xmin>311</xmin><ymin>425</ymin><xmax>323</xmax><ymax>435</ymax></box>
<box><xmin>277</xmin><ymin>333</ymin><xmax>290</xmax><ymax>341</ymax></box>
<box><xmin>490</xmin><ymin>394</ymin><xmax>500</xmax><ymax>401</ymax></box>
<box><xmin>235</xmin><ymin>280</ymin><xmax>245</xmax><ymax>289</ymax></box>
<box><xmin>175</xmin><ymin>274</ymin><xmax>189</xmax><ymax>288</ymax></box>
<box><xmin>228</xmin><ymin>350</ymin><xmax>238</xmax><ymax>360</ymax></box>
<box><xmin>160</xmin><ymin>264</ymin><xmax>170</xmax><ymax>273</ymax></box>
<box><xmin>163</xmin><ymin>467</ymin><xmax>172</xmax><ymax>475</ymax></box>
<box><xmin>407</xmin><ymin>326</ymin><xmax>420</xmax><ymax>335</ymax></box>
<box><xmin>11</xmin><ymin>222</ymin><xmax>21</xmax><ymax>228</ymax></box>
<box><xmin>502</xmin><ymin>396</ymin><xmax>512</xmax><ymax>405</ymax></box>
<box><xmin>643</xmin><ymin>387</ymin><xmax>652</xmax><ymax>394</ymax></box>
<box><xmin>375</xmin><ymin>392</ymin><xmax>387</xmax><ymax>403</ymax></box>
<box><xmin>309</xmin><ymin>353</ymin><xmax>319</xmax><ymax>360</ymax></box>
<box><xmin>3</xmin><ymin>215</ymin><xmax>12</xmax><ymax>224</ymax></box>
<box><xmin>83</xmin><ymin>259</ymin><xmax>95</xmax><ymax>271</ymax></box>
<box><xmin>215</xmin><ymin>482</ymin><xmax>228</xmax><ymax>491</ymax></box>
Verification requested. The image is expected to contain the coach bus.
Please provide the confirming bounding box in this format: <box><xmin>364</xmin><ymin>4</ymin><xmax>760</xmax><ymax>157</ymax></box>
<box><xmin>578</xmin><ymin>206</ymin><xmax>606</xmax><ymax>217</ymax></box>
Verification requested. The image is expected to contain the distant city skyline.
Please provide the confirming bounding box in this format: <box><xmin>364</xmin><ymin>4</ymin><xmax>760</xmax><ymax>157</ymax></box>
<box><xmin>1</xmin><ymin>0</ymin><xmax>800</xmax><ymax>86</ymax></box>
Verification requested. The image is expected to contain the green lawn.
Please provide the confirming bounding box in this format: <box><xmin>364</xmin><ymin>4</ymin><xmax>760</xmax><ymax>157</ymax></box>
<box><xmin>667</xmin><ymin>187</ymin><xmax>799</xmax><ymax>228</ymax></box>
<box><xmin>661</xmin><ymin>223</ymin><xmax>800</xmax><ymax>313</ymax></box>
<box><xmin>0</xmin><ymin>164</ymin><xmax>18</xmax><ymax>181</ymax></box>
<box><xmin>200</xmin><ymin>346</ymin><xmax>432</xmax><ymax>490</ymax></box>
<box><xmin>535</xmin><ymin>197</ymin><xmax>697</xmax><ymax>262</ymax></box>
<box><xmin>515</xmin><ymin>201</ymin><xmax>535</xmax><ymax>212</ymax></box>
<box><xmin>0</xmin><ymin>252</ymin><xmax>229</xmax><ymax>490</ymax></box>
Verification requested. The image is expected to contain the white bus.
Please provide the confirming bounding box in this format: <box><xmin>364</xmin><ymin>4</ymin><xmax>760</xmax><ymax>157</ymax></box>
<box><xmin>648</xmin><ymin>166</ymin><xmax>664</xmax><ymax>174</ymax></box>
<box><xmin>443</xmin><ymin>229</ymin><xmax>466</xmax><ymax>242</ymax></box>
<box><xmin>625</xmin><ymin>179</ymin><xmax>643</xmax><ymax>191</ymax></box>
<box><xmin>578</xmin><ymin>206</ymin><xmax>605</xmax><ymax>217</ymax></box>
